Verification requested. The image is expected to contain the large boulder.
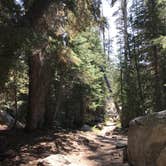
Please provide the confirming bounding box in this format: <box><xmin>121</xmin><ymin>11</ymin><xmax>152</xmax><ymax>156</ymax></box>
<box><xmin>0</xmin><ymin>110</ymin><xmax>14</xmax><ymax>126</ymax></box>
<box><xmin>0</xmin><ymin>110</ymin><xmax>25</xmax><ymax>129</ymax></box>
<box><xmin>128</xmin><ymin>110</ymin><xmax>166</xmax><ymax>166</ymax></box>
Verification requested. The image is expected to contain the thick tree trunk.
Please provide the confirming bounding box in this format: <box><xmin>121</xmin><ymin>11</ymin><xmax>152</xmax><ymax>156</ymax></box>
<box><xmin>25</xmin><ymin>0</ymin><xmax>67</xmax><ymax>130</ymax></box>
<box><xmin>26</xmin><ymin>50</ymin><xmax>51</xmax><ymax>130</ymax></box>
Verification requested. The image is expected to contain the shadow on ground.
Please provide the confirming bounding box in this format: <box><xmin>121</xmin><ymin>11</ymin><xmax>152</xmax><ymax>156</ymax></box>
<box><xmin>0</xmin><ymin>127</ymin><xmax>128</xmax><ymax>166</ymax></box>
<box><xmin>0</xmin><ymin>129</ymin><xmax>81</xmax><ymax>165</ymax></box>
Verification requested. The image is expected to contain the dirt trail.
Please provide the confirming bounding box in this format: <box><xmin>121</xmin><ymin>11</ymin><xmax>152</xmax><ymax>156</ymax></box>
<box><xmin>35</xmin><ymin>122</ymin><xmax>128</xmax><ymax>166</ymax></box>
<box><xmin>0</xmin><ymin>122</ymin><xmax>128</xmax><ymax>166</ymax></box>
<box><xmin>65</xmin><ymin>123</ymin><xmax>128</xmax><ymax>166</ymax></box>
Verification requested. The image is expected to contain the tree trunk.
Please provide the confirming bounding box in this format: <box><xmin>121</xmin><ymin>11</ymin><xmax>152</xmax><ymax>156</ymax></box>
<box><xmin>132</xmin><ymin>29</ymin><xmax>145</xmax><ymax>112</ymax></box>
<box><xmin>121</xmin><ymin>0</ymin><xmax>131</xmax><ymax>128</ymax></box>
<box><xmin>13</xmin><ymin>70</ymin><xmax>18</xmax><ymax>128</ymax></box>
<box><xmin>26</xmin><ymin>50</ymin><xmax>51</xmax><ymax>130</ymax></box>
<box><xmin>53</xmin><ymin>76</ymin><xmax>65</xmax><ymax>120</ymax></box>
<box><xmin>153</xmin><ymin>46</ymin><xmax>162</xmax><ymax>112</ymax></box>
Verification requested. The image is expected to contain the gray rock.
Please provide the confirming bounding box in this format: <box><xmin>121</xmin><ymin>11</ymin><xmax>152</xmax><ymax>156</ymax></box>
<box><xmin>116</xmin><ymin>142</ymin><xmax>127</xmax><ymax>149</ymax></box>
<box><xmin>81</xmin><ymin>124</ymin><xmax>91</xmax><ymax>131</ymax></box>
<box><xmin>0</xmin><ymin>110</ymin><xmax>14</xmax><ymax>126</ymax></box>
<box><xmin>0</xmin><ymin>110</ymin><xmax>25</xmax><ymax>129</ymax></box>
<box><xmin>128</xmin><ymin>110</ymin><xmax>166</xmax><ymax>166</ymax></box>
<box><xmin>38</xmin><ymin>154</ymin><xmax>71</xmax><ymax>166</ymax></box>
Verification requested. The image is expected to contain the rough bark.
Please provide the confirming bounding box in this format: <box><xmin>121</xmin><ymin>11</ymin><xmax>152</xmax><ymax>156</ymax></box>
<box><xmin>121</xmin><ymin>0</ymin><xmax>131</xmax><ymax>128</ymax></box>
<box><xmin>153</xmin><ymin>46</ymin><xmax>162</xmax><ymax>112</ymax></box>
<box><xmin>26</xmin><ymin>50</ymin><xmax>51</xmax><ymax>130</ymax></box>
<box><xmin>53</xmin><ymin>76</ymin><xmax>65</xmax><ymax>120</ymax></box>
<box><xmin>25</xmin><ymin>0</ymin><xmax>62</xmax><ymax>130</ymax></box>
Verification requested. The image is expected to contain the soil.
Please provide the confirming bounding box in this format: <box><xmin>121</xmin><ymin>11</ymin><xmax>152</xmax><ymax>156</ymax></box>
<box><xmin>0</xmin><ymin>122</ymin><xmax>128</xmax><ymax>166</ymax></box>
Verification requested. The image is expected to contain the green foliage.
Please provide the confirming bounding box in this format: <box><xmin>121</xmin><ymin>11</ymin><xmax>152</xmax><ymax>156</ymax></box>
<box><xmin>111</xmin><ymin>0</ymin><xmax>166</xmax><ymax>127</ymax></box>
<box><xmin>0</xmin><ymin>0</ymin><xmax>107</xmax><ymax>130</ymax></box>
<box><xmin>71</xmin><ymin>28</ymin><xmax>108</xmax><ymax>110</ymax></box>
<box><xmin>153</xmin><ymin>36</ymin><xmax>166</xmax><ymax>49</ymax></box>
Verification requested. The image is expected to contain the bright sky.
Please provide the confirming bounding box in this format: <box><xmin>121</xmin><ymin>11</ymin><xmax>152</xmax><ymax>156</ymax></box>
<box><xmin>101</xmin><ymin>0</ymin><xmax>119</xmax><ymax>61</ymax></box>
<box><xmin>15</xmin><ymin>0</ymin><xmax>23</xmax><ymax>5</ymax></box>
<box><xmin>102</xmin><ymin>0</ymin><xmax>118</xmax><ymax>38</ymax></box>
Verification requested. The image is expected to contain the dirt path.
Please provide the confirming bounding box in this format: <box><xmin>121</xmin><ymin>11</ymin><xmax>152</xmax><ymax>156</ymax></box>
<box><xmin>0</xmin><ymin>122</ymin><xmax>128</xmax><ymax>166</ymax></box>
<box><xmin>34</xmin><ymin>122</ymin><xmax>128</xmax><ymax>166</ymax></box>
<box><xmin>61</xmin><ymin>122</ymin><xmax>128</xmax><ymax>166</ymax></box>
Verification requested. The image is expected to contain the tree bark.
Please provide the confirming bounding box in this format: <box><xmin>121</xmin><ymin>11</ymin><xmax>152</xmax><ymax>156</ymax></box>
<box><xmin>53</xmin><ymin>76</ymin><xmax>65</xmax><ymax>120</ymax></box>
<box><xmin>153</xmin><ymin>45</ymin><xmax>162</xmax><ymax>112</ymax></box>
<box><xmin>26</xmin><ymin>50</ymin><xmax>51</xmax><ymax>130</ymax></box>
<box><xmin>13</xmin><ymin>70</ymin><xmax>18</xmax><ymax>128</ymax></box>
<box><xmin>25</xmin><ymin>0</ymin><xmax>60</xmax><ymax>130</ymax></box>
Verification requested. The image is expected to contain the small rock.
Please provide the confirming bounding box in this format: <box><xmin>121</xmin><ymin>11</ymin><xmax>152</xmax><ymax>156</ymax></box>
<box><xmin>81</xmin><ymin>124</ymin><xmax>91</xmax><ymax>132</ymax></box>
<box><xmin>116</xmin><ymin>142</ymin><xmax>127</xmax><ymax>149</ymax></box>
<box><xmin>96</xmin><ymin>124</ymin><xmax>103</xmax><ymax>130</ymax></box>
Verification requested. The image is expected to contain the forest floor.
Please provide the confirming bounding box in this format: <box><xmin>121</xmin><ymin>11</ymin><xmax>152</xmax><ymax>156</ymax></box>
<box><xmin>0</xmin><ymin>121</ymin><xmax>128</xmax><ymax>166</ymax></box>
